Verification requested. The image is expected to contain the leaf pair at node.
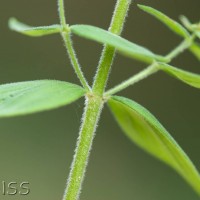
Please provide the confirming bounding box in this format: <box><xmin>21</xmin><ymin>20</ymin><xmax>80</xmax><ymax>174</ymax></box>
<box><xmin>1</xmin><ymin>62</ymin><xmax>200</xmax><ymax>118</ymax></box>
<box><xmin>1</xmin><ymin>80</ymin><xmax>200</xmax><ymax>195</ymax></box>
<box><xmin>8</xmin><ymin>18</ymin><xmax>168</xmax><ymax>63</ymax></box>
<box><xmin>4</xmin><ymin>3</ymin><xmax>200</xmax><ymax>197</ymax></box>
<box><xmin>8</xmin><ymin>15</ymin><xmax>200</xmax><ymax>89</ymax></box>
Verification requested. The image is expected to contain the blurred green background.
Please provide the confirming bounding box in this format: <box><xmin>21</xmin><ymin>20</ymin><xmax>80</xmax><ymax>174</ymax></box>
<box><xmin>0</xmin><ymin>0</ymin><xmax>200</xmax><ymax>199</ymax></box>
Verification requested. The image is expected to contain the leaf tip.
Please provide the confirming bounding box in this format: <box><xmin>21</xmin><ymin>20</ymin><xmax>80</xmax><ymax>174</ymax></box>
<box><xmin>179</xmin><ymin>15</ymin><xmax>192</xmax><ymax>29</ymax></box>
<box><xmin>137</xmin><ymin>4</ymin><xmax>147</xmax><ymax>10</ymax></box>
<box><xmin>8</xmin><ymin>17</ymin><xmax>30</xmax><ymax>33</ymax></box>
<box><xmin>8</xmin><ymin>17</ymin><xmax>17</xmax><ymax>30</ymax></box>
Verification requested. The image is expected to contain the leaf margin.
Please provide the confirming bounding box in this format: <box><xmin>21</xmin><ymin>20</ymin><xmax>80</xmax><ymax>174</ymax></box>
<box><xmin>108</xmin><ymin>95</ymin><xmax>200</xmax><ymax>195</ymax></box>
<box><xmin>0</xmin><ymin>80</ymin><xmax>86</xmax><ymax>118</ymax></box>
<box><xmin>9</xmin><ymin>18</ymin><xmax>62</xmax><ymax>37</ymax></box>
<box><xmin>138</xmin><ymin>4</ymin><xmax>190</xmax><ymax>38</ymax></box>
<box><xmin>70</xmin><ymin>24</ymin><xmax>169</xmax><ymax>63</ymax></box>
<box><xmin>158</xmin><ymin>63</ymin><xmax>200</xmax><ymax>89</ymax></box>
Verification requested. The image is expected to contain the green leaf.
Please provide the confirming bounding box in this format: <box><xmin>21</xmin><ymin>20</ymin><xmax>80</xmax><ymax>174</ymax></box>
<box><xmin>189</xmin><ymin>42</ymin><xmax>200</xmax><ymax>61</ymax></box>
<box><xmin>9</xmin><ymin>18</ymin><xmax>61</xmax><ymax>37</ymax></box>
<box><xmin>108</xmin><ymin>96</ymin><xmax>200</xmax><ymax>195</ymax></box>
<box><xmin>0</xmin><ymin>80</ymin><xmax>85</xmax><ymax>117</ymax></box>
<box><xmin>138</xmin><ymin>5</ymin><xmax>189</xmax><ymax>38</ymax></box>
<box><xmin>158</xmin><ymin>63</ymin><xmax>200</xmax><ymax>88</ymax></box>
<box><xmin>70</xmin><ymin>25</ymin><xmax>168</xmax><ymax>63</ymax></box>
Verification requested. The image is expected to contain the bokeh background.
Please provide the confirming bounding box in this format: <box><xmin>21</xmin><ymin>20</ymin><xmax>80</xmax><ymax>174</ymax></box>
<box><xmin>0</xmin><ymin>0</ymin><xmax>200</xmax><ymax>199</ymax></box>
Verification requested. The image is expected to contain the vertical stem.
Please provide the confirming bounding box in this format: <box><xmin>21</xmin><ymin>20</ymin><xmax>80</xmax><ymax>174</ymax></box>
<box><xmin>58</xmin><ymin>0</ymin><xmax>66</xmax><ymax>27</ymax></box>
<box><xmin>63</xmin><ymin>1</ymin><xmax>132</xmax><ymax>200</ymax></box>
<box><xmin>63</xmin><ymin>96</ymin><xmax>103</xmax><ymax>200</ymax></box>
<box><xmin>92</xmin><ymin>0</ymin><xmax>132</xmax><ymax>95</ymax></box>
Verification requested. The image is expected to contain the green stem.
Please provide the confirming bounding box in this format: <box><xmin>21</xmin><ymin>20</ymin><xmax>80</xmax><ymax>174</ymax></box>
<box><xmin>104</xmin><ymin>63</ymin><xmax>159</xmax><ymax>96</ymax></box>
<box><xmin>165</xmin><ymin>35</ymin><xmax>195</xmax><ymax>61</ymax></box>
<box><xmin>62</xmin><ymin>32</ymin><xmax>91</xmax><ymax>91</ymax></box>
<box><xmin>58</xmin><ymin>0</ymin><xmax>66</xmax><ymax>27</ymax></box>
<box><xmin>63</xmin><ymin>95</ymin><xmax>103</xmax><ymax>200</ymax></box>
<box><xmin>92</xmin><ymin>0</ymin><xmax>132</xmax><ymax>95</ymax></box>
<box><xmin>58</xmin><ymin>0</ymin><xmax>90</xmax><ymax>91</ymax></box>
<box><xmin>62</xmin><ymin>1</ymin><xmax>132</xmax><ymax>200</ymax></box>
<box><xmin>104</xmin><ymin>33</ymin><xmax>196</xmax><ymax>97</ymax></box>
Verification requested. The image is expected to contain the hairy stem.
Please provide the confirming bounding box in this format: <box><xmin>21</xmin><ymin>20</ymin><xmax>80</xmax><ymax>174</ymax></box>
<box><xmin>104</xmin><ymin>34</ymin><xmax>197</xmax><ymax>96</ymax></box>
<box><xmin>62</xmin><ymin>32</ymin><xmax>91</xmax><ymax>91</ymax></box>
<box><xmin>63</xmin><ymin>96</ymin><xmax>103</xmax><ymax>200</ymax></box>
<box><xmin>62</xmin><ymin>1</ymin><xmax>132</xmax><ymax>200</ymax></box>
<box><xmin>105</xmin><ymin>63</ymin><xmax>159</xmax><ymax>96</ymax></box>
<box><xmin>92</xmin><ymin>0</ymin><xmax>132</xmax><ymax>95</ymax></box>
<box><xmin>58</xmin><ymin>0</ymin><xmax>90</xmax><ymax>91</ymax></box>
<box><xmin>165</xmin><ymin>35</ymin><xmax>195</xmax><ymax>61</ymax></box>
<box><xmin>58</xmin><ymin>0</ymin><xmax>66</xmax><ymax>27</ymax></box>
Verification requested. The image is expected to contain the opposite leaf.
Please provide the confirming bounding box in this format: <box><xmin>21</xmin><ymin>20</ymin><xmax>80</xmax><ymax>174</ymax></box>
<box><xmin>0</xmin><ymin>80</ymin><xmax>85</xmax><ymax>117</ymax></box>
<box><xmin>158</xmin><ymin>63</ymin><xmax>200</xmax><ymax>88</ymax></box>
<box><xmin>70</xmin><ymin>25</ymin><xmax>168</xmax><ymax>63</ymax></box>
<box><xmin>138</xmin><ymin>4</ymin><xmax>189</xmax><ymax>38</ymax></box>
<box><xmin>108</xmin><ymin>96</ymin><xmax>200</xmax><ymax>195</ymax></box>
<box><xmin>9</xmin><ymin>18</ymin><xmax>61</xmax><ymax>37</ymax></box>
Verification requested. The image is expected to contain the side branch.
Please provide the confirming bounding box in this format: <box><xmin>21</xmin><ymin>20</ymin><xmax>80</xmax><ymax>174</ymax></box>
<box><xmin>104</xmin><ymin>63</ymin><xmax>159</xmax><ymax>96</ymax></box>
<box><xmin>62</xmin><ymin>31</ymin><xmax>91</xmax><ymax>91</ymax></box>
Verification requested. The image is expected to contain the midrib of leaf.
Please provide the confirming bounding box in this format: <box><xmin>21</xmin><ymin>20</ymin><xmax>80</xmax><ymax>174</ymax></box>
<box><xmin>116</xmin><ymin>99</ymin><xmax>181</xmax><ymax>168</ymax></box>
<box><xmin>111</xmin><ymin>97</ymin><xmax>200</xmax><ymax>194</ymax></box>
